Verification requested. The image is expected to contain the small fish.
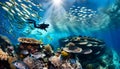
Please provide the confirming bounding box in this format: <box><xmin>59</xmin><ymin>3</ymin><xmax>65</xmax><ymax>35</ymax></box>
<box><xmin>2</xmin><ymin>6</ymin><xmax>9</xmax><ymax>12</ymax></box>
<box><xmin>30</xmin><ymin>52</ymin><xmax>45</xmax><ymax>59</ymax></box>
<box><xmin>21</xmin><ymin>3</ymin><xmax>28</xmax><ymax>8</ymax></box>
<box><xmin>21</xmin><ymin>50</ymin><xmax>29</xmax><ymax>55</ymax></box>
<box><xmin>15</xmin><ymin>7</ymin><xmax>21</xmax><ymax>12</ymax></box>
<box><xmin>75</xmin><ymin>9</ymin><xmax>78</xmax><ymax>11</ymax></box>
<box><xmin>12</xmin><ymin>1</ymin><xmax>19</xmax><ymax>6</ymax></box>
<box><xmin>2</xmin><ymin>6</ymin><xmax>14</xmax><ymax>17</ymax></box>
<box><xmin>5</xmin><ymin>2</ymin><xmax>13</xmax><ymax>7</ymax></box>
<box><xmin>88</xmin><ymin>14</ymin><xmax>93</xmax><ymax>17</ymax></box>
<box><xmin>24</xmin><ymin>15</ymin><xmax>30</xmax><ymax>19</ymax></box>
<box><xmin>77</xmin><ymin>6</ymin><xmax>80</xmax><ymax>8</ymax></box>
<box><xmin>7</xmin><ymin>46</ymin><xmax>14</xmax><ymax>50</ymax></box>
<box><xmin>10</xmin><ymin>9</ymin><xmax>15</xmax><ymax>14</ymax></box>
<box><xmin>18</xmin><ymin>0</ymin><xmax>22</xmax><ymax>2</ymax></box>
<box><xmin>31</xmin><ymin>13</ymin><xmax>37</xmax><ymax>17</ymax></box>
<box><xmin>83</xmin><ymin>11</ymin><xmax>87</xmax><ymax>14</ymax></box>
<box><xmin>27</xmin><ymin>0</ymin><xmax>36</xmax><ymax>6</ymax></box>
<box><xmin>22</xmin><ymin>8</ymin><xmax>30</xmax><ymax>15</ymax></box>
<box><xmin>28</xmin><ymin>4</ymin><xmax>32</xmax><ymax>8</ymax></box>
<box><xmin>21</xmin><ymin>17</ymin><xmax>26</xmax><ymax>21</ymax></box>
<box><xmin>72</xmin><ymin>5</ymin><xmax>75</xmax><ymax>7</ymax></box>
<box><xmin>87</xmin><ymin>9</ymin><xmax>92</xmax><ymax>12</ymax></box>
<box><xmin>47</xmin><ymin>35</ymin><xmax>53</xmax><ymax>41</ymax></box>
<box><xmin>12</xmin><ymin>60</ymin><xmax>30</xmax><ymax>69</ymax></box>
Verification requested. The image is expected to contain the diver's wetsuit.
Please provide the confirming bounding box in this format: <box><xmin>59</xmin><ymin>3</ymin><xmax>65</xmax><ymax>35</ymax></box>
<box><xmin>27</xmin><ymin>19</ymin><xmax>49</xmax><ymax>32</ymax></box>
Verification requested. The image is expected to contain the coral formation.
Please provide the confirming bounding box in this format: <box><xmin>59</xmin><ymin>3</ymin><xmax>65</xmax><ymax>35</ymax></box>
<box><xmin>18</xmin><ymin>37</ymin><xmax>41</xmax><ymax>44</ymax></box>
<box><xmin>0</xmin><ymin>35</ymin><xmax>119</xmax><ymax>69</ymax></box>
<box><xmin>44</xmin><ymin>44</ymin><xmax>53</xmax><ymax>52</ymax></box>
<box><xmin>0</xmin><ymin>48</ymin><xmax>8</xmax><ymax>60</ymax></box>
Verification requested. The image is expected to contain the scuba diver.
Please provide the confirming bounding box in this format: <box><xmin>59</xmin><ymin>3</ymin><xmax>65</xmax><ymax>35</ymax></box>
<box><xmin>27</xmin><ymin>19</ymin><xmax>49</xmax><ymax>32</ymax></box>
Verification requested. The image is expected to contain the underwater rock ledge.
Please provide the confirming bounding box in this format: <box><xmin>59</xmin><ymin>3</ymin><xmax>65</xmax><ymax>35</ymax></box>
<box><xmin>0</xmin><ymin>35</ymin><xmax>119</xmax><ymax>69</ymax></box>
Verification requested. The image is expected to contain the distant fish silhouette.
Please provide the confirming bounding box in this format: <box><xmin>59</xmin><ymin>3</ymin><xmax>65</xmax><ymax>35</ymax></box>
<box><xmin>27</xmin><ymin>19</ymin><xmax>49</xmax><ymax>32</ymax></box>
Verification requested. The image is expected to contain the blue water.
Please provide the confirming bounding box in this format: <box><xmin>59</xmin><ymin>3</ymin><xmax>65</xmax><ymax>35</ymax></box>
<box><xmin>0</xmin><ymin>0</ymin><xmax>120</xmax><ymax>54</ymax></box>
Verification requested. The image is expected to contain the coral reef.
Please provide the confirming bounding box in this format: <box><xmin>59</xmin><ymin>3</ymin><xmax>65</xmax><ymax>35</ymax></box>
<box><xmin>0</xmin><ymin>35</ymin><xmax>119</xmax><ymax>69</ymax></box>
<box><xmin>59</xmin><ymin>36</ymin><xmax>119</xmax><ymax>69</ymax></box>
<box><xmin>18</xmin><ymin>37</ymin><xmax>41</xmax><ymax>44</ymax></box>
<box><xmin>0</xmin><ymin>48</ymin><xmax>8</xmax><ymax>60</ymax></box>
<box><xmin>17</xmin><ymin>37</ymin><xmax>43</xmax><ymax>59</ymax></box>
<box><xmin>59</xmin><ymin>36</ymin><xmax>105</xmax><ymax>57</ymax></box>
<box><xmin>0</xmin><ymin>48</ymin><xmax>17</xmax><ymax>69</ymax></box>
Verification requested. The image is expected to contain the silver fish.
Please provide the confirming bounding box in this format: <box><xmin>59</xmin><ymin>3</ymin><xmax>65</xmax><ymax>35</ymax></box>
<box><xmin>30</xmin><ymin>52</ymin><xmax>45</xmax><ymax>59</ymax></box>
<box><xmin>12</xmin><ymin>60</ymin><xmax>30</xmax><ymax>69</ymax></box>
<box><xmin>21</xmin><ymin>50</ymin><xmax>29</xmax><ymax>55</ymax></box>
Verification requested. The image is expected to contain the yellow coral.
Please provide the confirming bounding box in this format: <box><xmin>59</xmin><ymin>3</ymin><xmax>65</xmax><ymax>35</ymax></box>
<box><xmin>61</xmin><ymin>51</ymin><xmax>69</xmax><ymax>57</ymax></box>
